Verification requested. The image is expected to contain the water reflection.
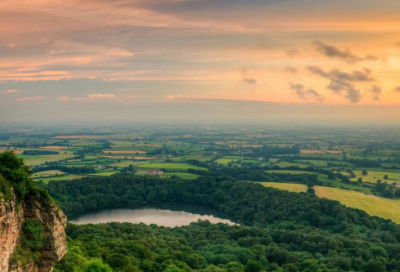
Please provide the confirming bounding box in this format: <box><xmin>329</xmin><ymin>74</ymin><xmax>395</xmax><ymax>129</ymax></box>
<box><xmin>68</xmin><ymin>202</ymin><xmax>236</xmax><ymax>227</ymax></box>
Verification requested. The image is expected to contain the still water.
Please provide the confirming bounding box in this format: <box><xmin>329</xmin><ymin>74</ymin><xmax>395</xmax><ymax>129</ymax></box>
<box><xmin>68</xmin><ymin>202</ymin><xmax>236</xmax><ymax>227</ymax></box>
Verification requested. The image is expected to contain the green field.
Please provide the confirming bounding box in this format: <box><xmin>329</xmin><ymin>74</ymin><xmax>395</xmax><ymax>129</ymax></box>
<box><xmin>351</xmin><ymin>170</ymin><xmax>400</xmax><ymax>184</ymax></box>
<box><xmin>18</xmin><ymin>151</ymin><xmax>76</xmax><ymax>166</ymax></box>
<box><xmin>171</xmin><ymin>154</ymin><xmax>213</xmax><ymax>162</ymax></box>
<box><xmin>215</xmin><ymin>156</ymin><xmax>241</xmax><ymax>165</ymax></box>
<box><xmin>33</xmin><ymin>174</ymin><xmax>81</xmax><ymax>184</ymax></box>
<box><xmin>274</xmin><ymin>161</ymin><xmax>310</xmax><ymax>168</ymax></box>
<box><xmin>265</xmin><ymin>170</ymin><xmax>371</xmax><ymax>193</ymax></box>
<box><xmin>160</xmin><ymin>172</ymin><xmax>200</xmax><ymax>179</ymax></box>
<box><xmin>260</xmin><ymin>182</ymin><xmax>400</xmax><ymax>223</ymax></box>
<box><xmin>294</xmin><ymin>160</ymin><xmax>328</xmax><ymax>167</ymax></box>
<box><xmin>32</xmin><ymin>170</ymin><xmax>66</xmax><ymax>178</ymax></box>
<box><xmin>137</xmin><ymin>163</ymin><xmax>207</xmax><ymax>172</ymax></box>
<box><xmin>258</xmin><ymin>182</ymin><xmax>307</xmax><ymax>193</ymax></box>
<box><xmin>89</xmin><ymin>171</ymin><xmax>119</xmax><ymax>176</ymax></box>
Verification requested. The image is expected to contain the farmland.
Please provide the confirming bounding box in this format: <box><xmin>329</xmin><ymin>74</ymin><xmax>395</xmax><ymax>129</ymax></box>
<box><xmin>2</xmin><ymin>123</ymin><xmax>400</xmax><ymax>223</ymax></box>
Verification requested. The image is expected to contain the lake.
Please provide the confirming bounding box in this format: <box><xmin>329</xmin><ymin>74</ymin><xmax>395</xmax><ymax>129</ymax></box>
<box><xmin>68</xmin><ymin>202</ymin><xmax>237</xmax><ymax>227</ymax></box>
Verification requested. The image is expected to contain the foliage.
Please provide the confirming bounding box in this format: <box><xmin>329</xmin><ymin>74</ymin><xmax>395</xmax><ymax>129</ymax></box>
<box><xmin>9</xmin><ymin>219</ymin><xmax>47</xmax><ymax>268</ymax></box>
<box><xmin>21</xmin><ymin>219</ymin><xmax>47</xmax><ymax>250</ymax></box>
<box><xmin>81</xmin><ymin>260</ymin><xmax>113</xmax><ymax>272</ymax></box>
<box><xmin>0</xmin><ymin>174</ymin><xmax>12</xmax><ymax>201</ymax></box>
<box><xmin>9</xmin><ymin>244</ymin><xmax>41</xmax><ymax>268</ymax></box>
<box><xmin>46</xmin><ymin>174</ymin><xmax>400</xmax><ymax>271</ymax></box>
<box><xmin>23</xmin><ymin>150</ymin><xmax>59</xmax><ymax>155</ymax></box>
<box><xmin>0</xmin><ymin>151</ymin><xmax>53</xmax><ymax>205</ymax></box>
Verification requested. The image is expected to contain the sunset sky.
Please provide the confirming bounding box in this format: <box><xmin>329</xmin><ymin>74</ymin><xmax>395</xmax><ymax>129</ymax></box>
<box><xmin>1</xmin><ymin>0</ymin><xmax>400</xmax><ymax>123</ymax></box>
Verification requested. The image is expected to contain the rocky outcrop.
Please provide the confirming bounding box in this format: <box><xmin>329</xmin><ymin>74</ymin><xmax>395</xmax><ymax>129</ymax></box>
<box><xmin>0</xmin><ymin>192</ymin><xmax>67</xmax><ymax>272</ymax></box>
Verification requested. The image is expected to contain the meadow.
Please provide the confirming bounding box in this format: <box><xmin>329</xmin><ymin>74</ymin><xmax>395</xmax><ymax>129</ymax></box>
<box><xmin>32</xmin><ymin>170</ymin><xmax>66</xmax><ymax>178</ymax></box>
<box><xmin>32</xmin><ymin>174</ymin><xmax>81</xmax><ymax>184</ymax></box>
<box><xmin>273</xmin><ymin>161</ymin><xmax>310</xmax><ymax>168</ymax></box>
<box><xmin>19</xmin><ymin>150</ymin><xmax>76</xmax><ymax>166</ymax></box>
<box><xmin>260</xmin><ymin>182</ymin><xmax>400</xmax><ymax>223</ymax></box>
<box><xmin>215</xmin><ymin>156</ymin><xmax>241</xmax><ymax>165</ymax></box>
<box><xmin>160</xmin><ymin>172</ymin><xmax>200</xmax><ymax>179</ymax></box>
<box><xmin>351</xmin><ymin>170</ymin><xmax>400</xmax><ymax>183</ymax></box>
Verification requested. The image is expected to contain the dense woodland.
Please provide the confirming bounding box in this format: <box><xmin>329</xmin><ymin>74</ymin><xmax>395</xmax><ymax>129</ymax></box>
<box><xmin>44</xmin><ymin>174</ymin><xmax>400</xmax><ymax>272</ymax></box>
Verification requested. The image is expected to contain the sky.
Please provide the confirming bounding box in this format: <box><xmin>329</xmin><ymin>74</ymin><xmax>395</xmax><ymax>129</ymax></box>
<box><xmin>1</xmin><ymin>0</ymin><xmax>400</xmax><ymax>123</ymax></box>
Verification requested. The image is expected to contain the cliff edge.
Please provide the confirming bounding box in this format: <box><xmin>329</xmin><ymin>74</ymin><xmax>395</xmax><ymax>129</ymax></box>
<box><xmin>0</xmin><ymin>151</ymin><xmax>67</xmax><ymax>272</ymax></box>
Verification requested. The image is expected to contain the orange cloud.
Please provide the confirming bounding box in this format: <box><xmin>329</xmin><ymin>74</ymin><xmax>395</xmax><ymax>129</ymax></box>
<box><xmin>57</xmin><ymin>95</ymin><xmax>68</xmax><ymax>100</ymax></box>
<box><xmin>3</xmin><ymin>89</ymin><xmax>17</xmax><ymax>93</ymax></box>
<box><xmin>16</xmin><ymin>96</ymin><xmax>44</xmax><ymax>102</ymax></box>
<box><xmin>88</xmin><ymin>94</ymin><xmax>115</xmax><ymax>98</ymax></box>
<box><xmin>72</xmin><ymin>94</ymin><xmax>116</xmax><ymax>100</ymax></box>
<box><xmin>164</xmin><ymin>94</ymin><xmax>200</xmax><ymax>101</ymax></box>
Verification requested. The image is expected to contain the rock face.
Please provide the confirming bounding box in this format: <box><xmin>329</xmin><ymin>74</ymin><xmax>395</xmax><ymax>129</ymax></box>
<box><xmin>0</xmin><ymin>193</ymin><xmax>67</xmax><ymax>272</ymax></box>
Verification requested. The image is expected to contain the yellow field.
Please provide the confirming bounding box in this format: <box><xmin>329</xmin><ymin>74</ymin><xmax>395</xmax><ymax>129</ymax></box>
<box><xmin>314</xmin><ymin>187</ymin><xmax>400</xmax><ymax>223</ymax></box>
<box><xmin>32</xmin><ymin>170</ymin><xmax>66</xmax><ymax>178</ymax></box>
<box><xmin>39</xmin><ymin>146</ymin><xmax>68</xmax><ymax>150</ymax></box>
<box><xmin>260</xmin><ymin>182</ymin><xmax>400</xmax><ymax>223</ymax></box>
<box><xmin>258</xmin><ymin>182</ymin><xmax>307</xmax><ymax>193</ymax></box>
<box><xmin>351</xmin><ymin>170</ymin><xmax>400</xmax><ymax>184</ymax></box>
<box><xmin>0</xmin><ymin>149</ymin><xmax>23</xmax><ymax>154</ymax></box>
<box><xmin>300</xmin><ymin>150</ymin><xmax>325</xmax><ymax>154</ymax></box>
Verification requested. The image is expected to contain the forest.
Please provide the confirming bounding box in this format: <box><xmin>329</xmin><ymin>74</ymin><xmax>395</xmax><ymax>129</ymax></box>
<box><xmin>44</xmin><ymin>174</ymin><xmax>400</xmax><ymax>272</ymax></box>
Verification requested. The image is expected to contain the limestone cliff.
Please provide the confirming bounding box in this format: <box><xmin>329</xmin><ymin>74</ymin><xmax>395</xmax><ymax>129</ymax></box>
<box><xmin>0</xmin><ymin>190</ymin><xmax>67</xmax><ymax>272</ymax></box>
